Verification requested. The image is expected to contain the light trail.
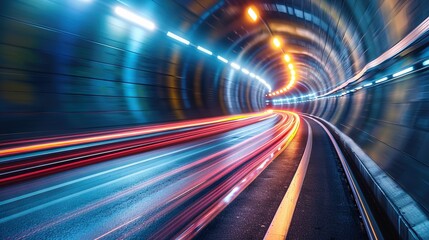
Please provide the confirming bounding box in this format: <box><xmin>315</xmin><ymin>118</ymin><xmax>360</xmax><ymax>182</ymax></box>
<box><xmin>0</xmin><ymin>113</ymin><xmax>268</xmax><ymax>157</ymax></box>
<box><xmin>0</xmin><ymin>111</ymin><xmax>300</xmax><ymax>239</ymax></box>
<box><xmin>0</xmin><ymin>114</ymin><xmax>275</xmax><ymax>185</ymax></box>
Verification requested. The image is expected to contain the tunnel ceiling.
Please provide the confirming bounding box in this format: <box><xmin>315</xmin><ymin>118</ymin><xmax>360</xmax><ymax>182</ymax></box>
<box><xmin>147</xmin><ymin>0</ymin><xmax>427</xmax><ymax>97</ymax></box>
<box><xmin>1</xmin><ymin>0</ymin><xmax>428</xmax><ymax>134</ymax></box>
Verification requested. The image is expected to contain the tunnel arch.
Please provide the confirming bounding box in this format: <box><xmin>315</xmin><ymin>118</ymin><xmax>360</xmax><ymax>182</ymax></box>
<box><xmin>1</xmin><ymin>0</ymin><xmax>428</xmax><ymax>216</ymax></box>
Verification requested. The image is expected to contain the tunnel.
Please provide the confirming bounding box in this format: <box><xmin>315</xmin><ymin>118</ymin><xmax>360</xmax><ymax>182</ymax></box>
<box><xmin>1</xmin><ymin>0</ymin><xmax>429</xmax><ymax>239</ymax></box>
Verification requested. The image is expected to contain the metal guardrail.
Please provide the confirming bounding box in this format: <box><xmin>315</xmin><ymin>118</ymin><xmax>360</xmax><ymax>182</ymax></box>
<box><xmin>308</xmin><ymin>114</ymin><xmax>429</xmax><ymax>240</ymax></box>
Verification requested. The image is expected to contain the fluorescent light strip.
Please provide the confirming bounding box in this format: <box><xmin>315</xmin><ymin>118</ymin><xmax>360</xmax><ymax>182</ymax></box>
<box><xmin>423</xmin><ymin>59</ymin><xmax>429</xmax><ymax>66</ymax></box>
<box><xmin>252</xmin><ymin>74</ymin><xmax>271</xmax><ymax>91</ymax></box>
<box><xmin>355</xmin><ymin>86</ymin><xmax>363</xmax><ymax>90</ymax></box>
<box><xmin>217</xmin><ymin>56</ymin><xmax>228</xmax><ymax>63</ymax></box>
<box><xmin>248</xmin><ymin>8</ymin><xmax>258</xmax><ymax>21</ymax></box>
<box><xmin>231</xmin><ymin>62</ymin><xmax>240</xmax><ymax>70</ymax></box>
<box><xmin>392</xmin><ymin>67</ymin><xmax>413</xmax><ymax>77</ymax></box>
<box><xmin>375</xmin><ymin>77</ymin><xmax>388</xmax><ymax>83</ymax></box>
<box><xmin>363</xmin><ymin>82</ymin><xmax>373</xmax><ymax>87</ymax></box>
<box><xmin>197</xmin><ymin>46</ymin><xmax>212</xmax><ymax>55</ymax></box>
<box><xmin>114</xmin><ymin>6</ymin><xmax>155</xmax><ymax>30</ymax></box>
<box><xmin>167</xmin><ymin>31</ymin><xmax>190</xmax><ymax>45</ymax></box>
<box><xmin>164</xmin><ymin>32</ymin><xmax>272</xmax><ymax>92</ymax></box>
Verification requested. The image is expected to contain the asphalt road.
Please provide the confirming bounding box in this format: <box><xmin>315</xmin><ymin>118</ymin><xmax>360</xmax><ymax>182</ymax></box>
<box><xmin>197</xmin><ymin>117</ymin><xmax>365</xmax><ymax>240</ymax></box>
<box><xmin>287</xmin><ymin>118</ymin><xmax>366</xmax><ymax>239</ymax></box>
<box><xmin>0</xmin><ymin>112</ymin><xmax>366</xmax><ymax>239</ymax></box>
<box><xmin>0</xmin><ymin>111</ymin><xmax>300</xmax><ymax>239</ymax></box>
<box><xmin>197</xmin><ymin>116</ymin><xmax>308</xmax><ymax>239</ymax></box>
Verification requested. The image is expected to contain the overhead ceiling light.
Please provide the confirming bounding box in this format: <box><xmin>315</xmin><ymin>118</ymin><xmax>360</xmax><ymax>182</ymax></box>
<box><xmin>392</xmin><ymin>67</ymin><xmax>413</xmax><ymax>77</ymax></box>
<box><xmin>217</xmin><ymin>55</ymin><xmax>228</xmax><ymax>63</ymax></box>
<box><xmin>247</xmin><ymin>7</ymin><xmax>258</xmax><ymax>22</ymax></box>
<box><xmin>284</xmin><ymin>54</ymin><xmax>291</xmax><ymax>63</ymax></box>
<box><xmin>231</xmin><ymin>62</ymin><xmax>241</xmax><ymax>70</ymax></box>
<box><xmin>114</xmin><ymin>6</ymin><xmax>156</xmax><ymax>30</ymax></box>
<box><xmin>375</xmin><ymin>77</ymin><xmax>388</xmax><ymax>83</ymax></box>
<box><xmin>424</xmin><ymin>59</ymin><xmax>429</xmax><ymax>66</ymax></box>
<box><xmin>167</xmin><ymin>31</ymin><xmax>190</xmax><ymax>45</ymax></box>
<box><xmin>241</xmin><ymin>68</ymin><xmax>250</xmax><ymax>74</ymax></box>
<box><xmin>272</xmin><ymin>37</ymin><xmax>281</xmax><ymax>48</ymax></box>
<box><xmin>197</xmin><ymin>46</ymin><xmax>213</xmax><ymax>55</ymax></box>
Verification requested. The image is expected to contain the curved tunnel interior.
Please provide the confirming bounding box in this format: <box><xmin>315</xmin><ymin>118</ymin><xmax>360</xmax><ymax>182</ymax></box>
<box><xmin>1</xmin><ymin>0</ymin><xmax>429</xmax><ymax>238</ymax></box>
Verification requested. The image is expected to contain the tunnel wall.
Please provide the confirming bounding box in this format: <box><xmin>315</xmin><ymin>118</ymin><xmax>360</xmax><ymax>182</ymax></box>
<box><xmin>0</xmin><ymin>1</ymin><xmax>266</xmax><ymax>140</ymax></box>
<box><xmin>267</xmin><ymin>0</ymin><xmax>429</xmax><ymax>218</ymax></box>
<box><xmin>282</xmin><ymin>61</ymin><xmax>429</xmax><ymax>215</ymax></box>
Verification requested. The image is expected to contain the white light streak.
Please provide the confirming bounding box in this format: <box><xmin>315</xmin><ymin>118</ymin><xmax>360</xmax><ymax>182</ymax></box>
<box><xmin>197</xmin><ymin>46</ymin><xmax>212</xmax><ymax>55</ymax></box>
<box><xmin>375</xmin><ymin>77</ymin><xmax>388</xmax><ymax>83</ymax></box>
<box><xmin>231</xmin><ymin>62</ymin><xmax>241</xmax><ymax>70</ymax></box>
<box><xmin>114</xmin><ymin>6</ymin><xmax>155</xmax><ymax>30</ymax></box>
<box><xmin>166</xmin><ymin>31</ymin><xmax>190</xmax><ymax>45</ymax></box>
<box><xmin>392</xmin><ymin>67</ymin><xmax>413</xmax><ymax>77</ymax></box>
<box><xmin>217</xmin><ymin>55</ymin><xmax>228</xmax><ymax>63</ymax></box>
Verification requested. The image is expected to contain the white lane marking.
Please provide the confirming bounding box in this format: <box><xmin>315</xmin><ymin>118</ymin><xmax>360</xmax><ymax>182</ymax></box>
<box><xmin>264</xmin><ymin>118</ymin><xmax>313</xmax><ymax>240</ymax></box>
